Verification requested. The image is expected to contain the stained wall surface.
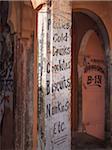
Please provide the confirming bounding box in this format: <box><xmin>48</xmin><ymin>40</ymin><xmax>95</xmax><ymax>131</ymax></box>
<box><xmin>0</xmin><ymin>1</ymin><xmax>35</xmax><ymax>150</ymax></box>
<box><xmin>1</xmin><ymin>1</ymin><xmax>112</xmax><ymax>150</ymax></box>
<box><xmin>72</xmin><ymin>1</ymin><xmax>112</xmax><ymax>142</ymax></box>
<box><xmin>37</xmin><ymin>1</ymin><xmax>112</xmax><ymax>149</ymax></box>
<box><xmin>37</xmin><ymin>1</ymin><xmax>71</xmax><ymax>150</ymax></box>
<box><xmin>81</xmin><ymin>30</ymin><xmax>105</xmax><ymax>139</ymax></box>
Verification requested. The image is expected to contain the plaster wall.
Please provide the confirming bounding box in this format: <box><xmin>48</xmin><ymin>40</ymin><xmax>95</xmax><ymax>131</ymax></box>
<box><xmin>37</xmin><ymin>1</ymin><xmax>72</xmax><ymax>149</ymax></box>
<box><xmin>1</xmin><ymin>2</ymin><xmax>36</xmax><ymax>149</ymax></box>
<box><xmin>72</xmin><ymin>1</ymin><xmax>112</xmax><ymax>142</ymax></box>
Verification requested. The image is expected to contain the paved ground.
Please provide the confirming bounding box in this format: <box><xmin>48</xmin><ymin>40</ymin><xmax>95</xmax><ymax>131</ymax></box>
<box><xmin>72</xmin><ymin>132</ymin><xmax>111</xmax><ymax>150</ymax></box>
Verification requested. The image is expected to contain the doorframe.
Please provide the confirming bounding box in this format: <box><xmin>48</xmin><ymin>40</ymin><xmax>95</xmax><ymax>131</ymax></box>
<box><xmin>71</xmin><ymin>9</ymin><xmax>111</xmax><ymax>142</ymax></box>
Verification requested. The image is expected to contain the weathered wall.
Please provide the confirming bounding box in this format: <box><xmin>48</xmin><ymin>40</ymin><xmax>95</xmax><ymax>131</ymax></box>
<box><xmin>1</xmin><ymin>1</ymin><xmax>112</xmax><ymax>150</ymax></box>
<box><xmin>14</xmin><ymin>32</ymin><xmax>34</xmax><ymax>150</ymax></box>
<box><xmin>72</xmin><ymin>1</ymin><xmax>112</xmax><ymax>143</ymax></box>
<box><xmin>72</xmin><ymin>1</ymin><xmax>112</xmax><ymax>48</ymax></box>
<box><xmin>13</xmin><ymin>2</ymin><xmax>35</xmax><ymax>150</ymax></box>
<box><xmin>0</xmin><ymin>1</ymin><xmax>14</xmax><ymax>149</ymax></box>
<box><xmin>81</xmin><ymin>30</ymin><xmax>105</xmax><ymax>139</ymax></box>
<box><xmin>38</xmin><ymin>0</ymin><xmax>71</xmax><ymax>149</ymax></box>
<box><xmin>0</xmin><ymin>1</ymin><xmax>36</xmax><ymax>150</ymax></box>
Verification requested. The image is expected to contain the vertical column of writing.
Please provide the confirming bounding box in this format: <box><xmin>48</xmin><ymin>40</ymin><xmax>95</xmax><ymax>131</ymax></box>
<box><xmin>45</xmin><ymin>1</ymin><xmax>71</xmax><ymax>150</ymax></box>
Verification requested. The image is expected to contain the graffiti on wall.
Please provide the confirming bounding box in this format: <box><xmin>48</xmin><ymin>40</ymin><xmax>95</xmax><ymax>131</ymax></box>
<box><xmin>78</xmin><ymin>55</ymin><xmax>105</xmax><ymax>88</ymax></box>
<box><xmin>0</xmin><ymin>1</ymin><xmax>14</xmax><ymax>133</ymax></box>
<box><xmin>83</xmin><ymin>55</ymin><xmax>105</xmax><ymax>89</ymax></box>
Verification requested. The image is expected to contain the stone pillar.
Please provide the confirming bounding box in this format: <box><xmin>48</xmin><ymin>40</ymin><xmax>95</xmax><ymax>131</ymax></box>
<box><xmin>38</xmin><ymin>1</ymin><xmax>71</xmax><ymax>150</ymax></box>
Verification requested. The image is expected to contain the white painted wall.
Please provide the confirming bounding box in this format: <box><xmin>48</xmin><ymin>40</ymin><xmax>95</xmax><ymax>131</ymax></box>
<box><xmin>38</xmin><ymin>1</ymin><xmax>71</xmax><ymax>150</ymax></box>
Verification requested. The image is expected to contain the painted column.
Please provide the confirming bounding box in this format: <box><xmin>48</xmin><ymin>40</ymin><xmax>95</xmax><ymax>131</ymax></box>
<box><xmin>38</xmin><ymin>1</ymin><xmax>71</xmax><ymax>150</ymax></box>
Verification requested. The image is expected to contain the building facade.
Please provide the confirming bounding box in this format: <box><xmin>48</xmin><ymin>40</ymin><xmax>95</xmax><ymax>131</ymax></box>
<box><xmin>0</xmin><ymin>1</ymin><xmax>112</xmax><ymax>150</ymax></box>
<box><xmin>36</xmin><ymin>1</ymin><xmax>112</xmax><ymax>150</ymax></box>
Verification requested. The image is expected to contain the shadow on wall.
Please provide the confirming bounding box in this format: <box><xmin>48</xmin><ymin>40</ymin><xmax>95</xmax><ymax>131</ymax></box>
<box><xmin>0</xmin><ymin>1</ymin><xmax>14</xmax><ymax>149</ymax></box>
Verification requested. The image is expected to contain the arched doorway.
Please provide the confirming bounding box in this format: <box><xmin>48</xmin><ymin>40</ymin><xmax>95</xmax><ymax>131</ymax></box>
<box><xmin>78</xmin><ymin>29</ymin><xmax>106</xmax><ymax>139</ymax></box>
<box><xmin>72</xmin><ymin>10</ymin><xmax>110</xmax><ymax>148</ymax></box>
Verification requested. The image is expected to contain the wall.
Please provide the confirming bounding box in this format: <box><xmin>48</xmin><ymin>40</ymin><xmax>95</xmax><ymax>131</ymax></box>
<box><xmin>0</xmin><ymin>1</ymin><xmax>14</xmax><ymax>149</ymax></box>
<box><xmin>37</xmin><ymin>1</ymin><xmax>112</xmax><ymax>149</ymax></box>
<box><xmin>12</xmin><ymin>2</ymin><xmax>36</xmax><ymax>150</ymax></box>
<box><xmin>72</xmin><ymin>1</ymin><xmax>112</xmax><ymax>48</ymax></box>
<box><xmin>0</xmin><ymin>1</ymin><xmax>36</xmax><ymax>150</ymax></box>
<box><xmin>37</xmin><ymin>1</ymin><xmax>71</xmax><ymax>150</ymax></box>
<box><xmin>1</xmin><ymin>1</ymin><xmax>112</xmax><ymax>149</ymax></box>
<box><xmin>81</xmin><ymin>30</ymin><xmax>105</xmax><ymax>139</ymax></box>
<box><xmin>72</xmin><ymin>1</ymin><xmax>112</xmax><ymax>143</ymax></box>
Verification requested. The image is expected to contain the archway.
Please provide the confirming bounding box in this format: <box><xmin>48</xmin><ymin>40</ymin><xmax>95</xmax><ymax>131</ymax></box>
<box><xmin>78</xmin><ymin>29</ymin><xmax>106</xmax><ymax>139</ymax></box>
<box><xmin>72</xmin><ymin>10</ymin><xmax>110</xmax><ymax>148</ymax></box>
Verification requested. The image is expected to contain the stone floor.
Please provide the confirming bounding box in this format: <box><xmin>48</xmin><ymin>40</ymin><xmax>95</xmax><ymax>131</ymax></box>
<box><xmin>72</xmin><ymin>132</ymin><xmax>112</xmax><ymax>150</ymax></box>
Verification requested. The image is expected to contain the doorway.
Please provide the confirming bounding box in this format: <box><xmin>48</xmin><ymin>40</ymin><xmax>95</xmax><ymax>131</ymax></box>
<box><xmin>72</xmin><ymin>11</ymin><xmax>110</xmax><ymax>149</ymax></box>
<box><xmin>78</xmin><ymin>29</ymin><xmax>105</xmax><ymax>139</ymax></box>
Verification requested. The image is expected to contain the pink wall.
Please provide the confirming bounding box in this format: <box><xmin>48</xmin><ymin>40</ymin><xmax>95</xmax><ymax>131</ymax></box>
<box><xmin>80</xmin><ymin>30</ymin><xmax>105</xmax><ymax>139</ymax></box>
